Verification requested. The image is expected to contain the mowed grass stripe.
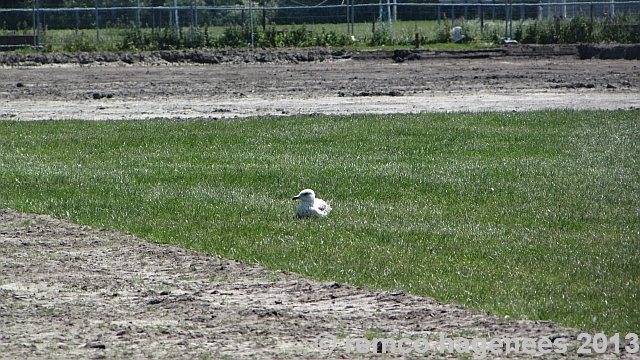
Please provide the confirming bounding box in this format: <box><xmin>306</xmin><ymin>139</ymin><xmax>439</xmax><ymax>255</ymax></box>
<box><xmin>0</xmin><ymin>110</ymin><xmax>638</xmax><ymax>334</ymax></box>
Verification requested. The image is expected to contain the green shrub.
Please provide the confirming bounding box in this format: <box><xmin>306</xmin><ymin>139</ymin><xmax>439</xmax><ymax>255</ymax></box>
<box><xmin>280</xmin><ymin>26</ymin><xmax>311</xmax><ymax>47</ymax></box>
<box><xmin>459</xmin><ymin>22</ymin><xmax>475</xmax><ymax>43</ymax></box>
<box><xmin>520</xmin><ymin>22</ymin><xmax>540</xmax><ymax>43</ymax></box>
<box><xmin>429</xmin><ymin>25</ymin><xmax>451</xmax><ymax>44</ymax></box>
<box><xmin>314</xmin><ymin>28</ymin><xmax>353</xmax><ymax>47</ymax></box>
<box><xmin>119</xmin><ymin>26</ymin><xmax>147</xmax><ymax>51</ymax></box>
<box><xmin>182</xmin><ymin>28</ymin><xmax>210</xmax><ymax>49</ymax></box>
<box><xmin>63</xmin><ymin>32</ymin><xmax>98</xmax><ymax>52</ymax></box>
<box><xmin>563</xmin><ymin>15</ymin><xmax>594</xmax><ymax>43</ymax></box>
<box><xmin>367</xmin><ymin>29</ymin><xmax>392</xmax><ymax>46</ymax></box>
<box><xmin>215</xmin><ymin>26</ymin><xmax>248</xmax><ymax>48</ymax></box>
<box><xmin>517</xmin><ymin>12</ymin><xmax>639</xmax><ymax>44</ymax></box>
<box><xmin>39</xmin><ymin>12</ymin><xmax>640</xmax><ymax>51</ymax></box>
<box><xmin>601</xmin><ymin>13</ymin><xmax>640</xmax><ymax>43</ymax></box>
<box><xmin>157</xmin><ymin>26</ymin><xmax>182</xmax><ymax>50</ymax></box>
<box><xmin>259</xmin><ymin>27</ymin><xmax>281</xmax><ymax>47</ymax></box>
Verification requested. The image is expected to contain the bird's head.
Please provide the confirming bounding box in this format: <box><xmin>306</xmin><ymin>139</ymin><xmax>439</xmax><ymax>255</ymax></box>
<box><xmin>292</xmin><ymin>189</ymin><xmax>316</xmax><ymax>203</ymax></box>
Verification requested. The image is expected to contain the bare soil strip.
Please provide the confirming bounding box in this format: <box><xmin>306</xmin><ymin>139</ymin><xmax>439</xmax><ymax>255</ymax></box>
<box><xmin>3</xmin><ymin>208</ymin><xmax>637</xmax><ymax>359</ymax></box>
<box><xmin>1</xmin><ymin>47</ymin><xmax>639</xmax><ymax>121</ymax></box>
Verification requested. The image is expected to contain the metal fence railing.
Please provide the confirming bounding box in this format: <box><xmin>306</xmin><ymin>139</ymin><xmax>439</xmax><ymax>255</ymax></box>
<box><xmin>1</xmin><ymin>0</ymin><xmax>639</xmax><ymax>47</ymax></box>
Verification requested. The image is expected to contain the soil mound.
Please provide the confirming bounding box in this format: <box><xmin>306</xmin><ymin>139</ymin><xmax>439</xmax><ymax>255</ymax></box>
<box><xmin>0</xmin><ymin>45</ymin><xmax>621</xmax><ymax>66</ymax></box>
<box><xmin>0</xmin><ymin>48</ymin><xmax>352</xmax><ymax>66</ymax></box>
<box><xmin>387</xmin><ymin>45</ymin><xmax>578</xmax><ymax>62</ymax></box>
<box><xmin>577</xmin><ymin>44</ymin><xmax>640</xmax><ymax>60</ymax></box>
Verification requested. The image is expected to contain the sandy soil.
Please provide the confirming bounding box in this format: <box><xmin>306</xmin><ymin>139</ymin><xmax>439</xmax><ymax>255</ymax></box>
<box><xmin>1</xmin><ymin>47</ymin><xmax>640</xmax><ymax>359</ymax></box>
<box><xmin>1</xmin><ymin>47</ymin><xmax>639</xmax><ymax>121</ymax></box>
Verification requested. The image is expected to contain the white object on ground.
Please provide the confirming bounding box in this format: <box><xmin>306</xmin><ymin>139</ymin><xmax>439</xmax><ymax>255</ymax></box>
<box><xmin>292</xmin><ymin>189</ymin><xmax>332</xmax><ymax>218</ymax></box>
<box><xmin>451</xmin><ymin>26</ymin><xmax>465</xmax><ymax>43</ymax></box>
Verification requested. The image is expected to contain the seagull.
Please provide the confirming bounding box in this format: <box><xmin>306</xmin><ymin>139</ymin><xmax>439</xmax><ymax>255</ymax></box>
<box><xmin>292</xmin><ymin>189</ymin><xmax>331</xmax><ymax>218</ymax></box>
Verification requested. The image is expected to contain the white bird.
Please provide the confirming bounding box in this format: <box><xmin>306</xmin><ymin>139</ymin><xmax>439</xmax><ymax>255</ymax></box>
<box><xmin>292</xmin><ymin>189</ymin><xmax>331</xmax><ymax>218</ymax></box>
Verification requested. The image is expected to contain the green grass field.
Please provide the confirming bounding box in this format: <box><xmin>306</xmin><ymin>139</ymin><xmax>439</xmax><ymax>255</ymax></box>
<box><xmin>1</xmin><ymin>110</ymin><xmax>638</xmax><ymax>335</ymax></box>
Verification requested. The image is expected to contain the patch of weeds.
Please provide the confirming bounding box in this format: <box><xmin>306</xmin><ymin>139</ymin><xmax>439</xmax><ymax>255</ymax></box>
<box><xmin>12</xmin><ymin>302</ymin><xmax>26</xmax><ymax>310</ymax></box>
<box><xmin>63</xmin><ymin>32</ymin><xmax>98</xmax><ymax>52</ymax></box>
<box><xmin>363</xmin><ymin>328</ymin><xmax>390</xmax><ymax>341</ymax></box>
<box><xmin>38</xmin><ymin>306</ymin><xmax>55</xmax><ymax>316</ymax></box>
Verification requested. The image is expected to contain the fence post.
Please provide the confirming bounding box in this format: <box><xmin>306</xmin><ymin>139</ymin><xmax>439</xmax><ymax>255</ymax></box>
<box><xmin>387</xmin><ymin>0</ymin><xmax>392</xmax><ymax>33</ymax></box>
<box><xmin>136</xmin><ymin>0</ymin><xmax>140</xmax><ymax>29</ymax></box>
<box><xmin>378</xmin><ymin>0</ymin><xmax>383</xmax><ymax>32</ymax></box>
<box><xmin>173</xmin><ymin>0</ymin><xmax>179</xmax><ymax>37</ymax></box>
<box><xmin>504</xmin><ymin>0</ymin><xmax>508</xmax><ymax>39</ymax></box>
<box><xmin>393</xmin><ymin>0</ymin><xmax>397</xmax><ymax>21</ymax></box>
<box><xmin>32</xmin><ymin>0</ymin><xmax>36</xmax><ymax>43</ymax></box>
<box><xmin>510</xmin><ymin>0</ymin><xmax>513</xmax><ymax>37</ymax></box>
<box><xmin>346</xmin><ymin>0</ymin><xmax>350</xmax><ymax>35</ymax></box>
<box><xmin>492</xmin><ymin>1</ymin><xmax>496</xmax><ymax>21</ymax></box>
<box><xmin>609</xmin><ymin>0</ymin><xmax>614</xmax><ymax>17</ymax></box>
<box><xmin>589</xmin><ymin>2</ymin><xmax>594</xmax><ymax>39</ymax></box>
<box><xmin>451</xmin><ymin>5</ymin><xmax>454</xmax><ymax>27</ymax></box>
<box><xmin>350</xmin><ymin>0</ymin><xmax>354</xmax><ymax>34</ymax></box>
<box><xmin>479</xmin><ymin>3</ymin><xmax>484</xmax><ymax>33</ymax></box>
<box><xmin>32</xmin><ymin>0</ymin><xmax>39</xmax><ymax>46</ymax></box>
<box><xmin>538</xmin><ymin>0</ymin><xmax>543</xmax><ymax>19</ymax></box>
<box><xmin>95</xmin><ymin>0</ymin><xmax>100</xmax><ymax>43</ymax></box>
<box><xmin>249</xmin><ymin>0</ymin><xmax>254</xmax><ymax>48</ymax></box>
<box><xmin>437</xmin><ymin>5</ymin><xmax>441</xmax><ymax>26</ymax></box>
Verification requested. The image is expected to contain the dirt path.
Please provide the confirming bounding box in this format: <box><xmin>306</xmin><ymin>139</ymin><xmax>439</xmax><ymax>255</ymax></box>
<box><xmin>1</xmin><ymin>48</ymin><xmax>639</xmax><ymax>121</ymax></box>
<box><xmin>3</xmin><ymin>208</ymin><xmax>638</xmax><ymax>359</ymax></box>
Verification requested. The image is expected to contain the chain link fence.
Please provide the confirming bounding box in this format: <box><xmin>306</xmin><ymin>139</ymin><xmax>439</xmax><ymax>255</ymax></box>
<box><xmin>1</xmin><ymin>0</ymin><xmax>639</xmax><ymax>48</ymax></box>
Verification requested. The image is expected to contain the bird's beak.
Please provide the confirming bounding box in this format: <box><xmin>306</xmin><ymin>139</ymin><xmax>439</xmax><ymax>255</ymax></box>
<box><xmin>292</xmin><ymin>195</ymin><xmax>300</xmax><ymax>200</ymax></box>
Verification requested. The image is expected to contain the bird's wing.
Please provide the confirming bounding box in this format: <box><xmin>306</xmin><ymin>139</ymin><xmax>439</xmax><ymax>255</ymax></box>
<box><xmin>314</xmin><ymin>199</ymin><xmax>331</xmax><ymax>216</ymax></box>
